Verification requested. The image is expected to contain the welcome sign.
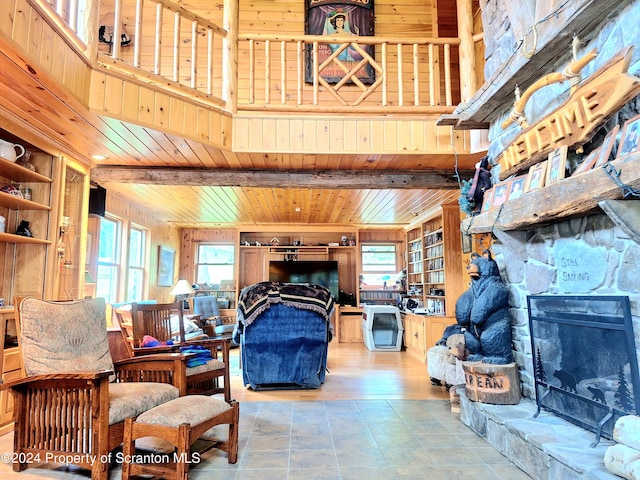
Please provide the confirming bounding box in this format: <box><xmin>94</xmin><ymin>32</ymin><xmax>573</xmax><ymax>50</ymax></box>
<box><xmin>497</xmin><ymin>47</ymin><xmax>640</xmax><ymax>180</ymax></box>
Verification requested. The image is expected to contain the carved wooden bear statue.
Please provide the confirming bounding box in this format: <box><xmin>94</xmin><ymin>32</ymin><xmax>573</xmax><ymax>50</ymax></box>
<box><xmin>455</xmin><ymin>254</ymin><xmax>513</xmax><ymax>364</ymax></box>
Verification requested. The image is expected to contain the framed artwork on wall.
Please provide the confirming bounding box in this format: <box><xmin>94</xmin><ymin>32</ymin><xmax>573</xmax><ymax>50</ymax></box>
<box><xmin>507</xmin><ymin>175</ymin><xmax>526</xmax><ymax>200</ymax></box>
<box><xmin>491</xmin><ymin>181</ymin><xmax>510</xmax><ymax>208</ymax></box>
<box><xmin>525</xmin><ymin>161</ymin><xmax>547</xmax><ymax>193</ymax></box>
<box><xmin>305</xmin><ymin>0</ymin><xmax>375</xmax><ymax>84</ymax></box>
<box><xmin>545</xmin><ymin>145</ymin><xmax>568</xmax><ymax>185</ymax></box>
<box><xmin>618</xmin><ymin>116</ymin><xmax>640</xmax><ymax>158</ymax></box>
<box><xmin>157</xmin><ymin>246</ymin><xmax>175</xmax><ymax>287</ymax></box>
<box><xmin>462</xmin><ymin>232</ymin><xmax>472</xmax><ymax>254</ymax></box>
<box><xmin>480</xmin><ymin>188</ymin><xmax>494</xmax><ymax>213</ymax></box>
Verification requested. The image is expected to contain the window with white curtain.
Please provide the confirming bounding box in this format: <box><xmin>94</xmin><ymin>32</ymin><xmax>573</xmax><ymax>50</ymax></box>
<box><xmin>125</xmin><ymin>224</ymin><xmax>147</xmax><ymax>301</ymax></box>
<box><xmin>96</xmin><ymin>215</ymin><xmax>121</xmax><ymax>303</ymax></box>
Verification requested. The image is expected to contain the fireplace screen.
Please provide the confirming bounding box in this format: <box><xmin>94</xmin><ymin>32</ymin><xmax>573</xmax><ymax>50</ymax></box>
<box><xmin>527</xmin><ymin>295</ymin><xmax>639</xmax><ymax>444</ymax></box>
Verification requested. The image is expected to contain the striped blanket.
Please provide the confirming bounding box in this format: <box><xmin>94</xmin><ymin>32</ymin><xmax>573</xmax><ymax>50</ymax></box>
<box><xmin>237</xmin><ymin>282</ymin><xmax>335</xmax><ymax>326</ymax></box>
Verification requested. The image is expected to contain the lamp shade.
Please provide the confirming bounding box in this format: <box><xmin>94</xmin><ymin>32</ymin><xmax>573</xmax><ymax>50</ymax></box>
<box><xmin>170</xmin><ymin>279</ymin><xmax>195</xmax><ymax>296</ymax></box>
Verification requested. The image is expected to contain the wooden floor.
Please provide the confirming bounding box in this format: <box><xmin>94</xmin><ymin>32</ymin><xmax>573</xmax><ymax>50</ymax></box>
<box><xmin>229</xmin><ymin>341</ymin><xmax>450</xmax><ymax>402</ymax></box>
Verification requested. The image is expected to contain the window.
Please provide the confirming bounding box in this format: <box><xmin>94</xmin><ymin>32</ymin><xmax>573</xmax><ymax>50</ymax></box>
<box><xmin>360</xmin><ymin>244</ymin><xmax>400</xmax><ymax>288</ymax></box>
<box><xmin>196</xmin><ymin>244</ymin><xmax>235</xmax><ymax>284</ymax></box>
<box><xmin>96</xmin><ymin>216</ymin><xmax>121</xmax><ymax>303</ymax></box>
<box><xmin>126</xmin><ymin>225</ymin><xmax>146</xmax><ymax>301</ymax></box>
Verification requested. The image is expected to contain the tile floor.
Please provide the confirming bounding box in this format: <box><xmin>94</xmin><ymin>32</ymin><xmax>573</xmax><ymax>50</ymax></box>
<box><xmin>0</xmin><ymin>398</ymin><xmax>531</xmax><ymax>480</ymax></box>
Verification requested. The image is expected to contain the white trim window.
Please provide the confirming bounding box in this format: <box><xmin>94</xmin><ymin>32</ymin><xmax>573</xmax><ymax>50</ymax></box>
<box><xmin>96</xmin><ymin>215</ymin><xmax>122</xmax><ymax>303</ymax></box>
<box><xmin>360</xmin><ymin>243</ymin><xmax>400</xmax><ymax>288</ymax></box>
<box><xmin>195</xmin><ymin>243</ymin><xmax>235</xmax><ymax>285</ymax></box>
<box><xmin>125</xmin><ymin>224</ymin><xmax>147</xmax><ymax>301</ymax></box>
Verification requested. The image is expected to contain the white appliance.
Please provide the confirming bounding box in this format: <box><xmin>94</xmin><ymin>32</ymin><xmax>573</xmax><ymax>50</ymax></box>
<box><xmin>361</xmin><ymin>305</ymin><xmax>403</xmax><ymax>352</ymax></box>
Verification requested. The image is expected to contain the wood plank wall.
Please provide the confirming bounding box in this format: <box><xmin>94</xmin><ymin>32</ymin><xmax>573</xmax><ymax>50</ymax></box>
<box><xmin>1</xmin><ymin>0</ymin><xmax>93</xmax><ymax>109</ymax></box>
<box><xmin>97</xmin><ymin>0</ymin><xmax>454</xmax><ymax>107</ymax></box>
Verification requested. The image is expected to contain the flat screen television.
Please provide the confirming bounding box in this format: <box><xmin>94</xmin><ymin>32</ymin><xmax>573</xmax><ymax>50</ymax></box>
<box><xmin>269</xmin><ymin>260</ymin><xmax>339</xmax><ymax>299</ymax></box>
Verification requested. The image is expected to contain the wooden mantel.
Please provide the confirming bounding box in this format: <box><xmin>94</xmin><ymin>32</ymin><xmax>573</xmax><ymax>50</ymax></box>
<box><xmin>461</xmin><ymin>153</ymin><xmax>640</xmax><ymax>233</ymax></box>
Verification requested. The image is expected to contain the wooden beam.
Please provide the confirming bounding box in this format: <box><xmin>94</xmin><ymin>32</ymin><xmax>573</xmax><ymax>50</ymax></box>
<box><xmin>461</xmin><ymin>153</ymin><xmax>640</xmax><ymax>233</ymax></box>
<box><xmin>91</xmin><ymin>167</ymin><xmax>473</xmax><ymax>189</ymax></box>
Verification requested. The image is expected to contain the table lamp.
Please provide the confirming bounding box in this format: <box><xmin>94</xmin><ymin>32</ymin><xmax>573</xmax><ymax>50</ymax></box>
<box><xmin>170</xmin><ymin>279</ymin><xmax>195</xmax><ymax>309</ymax></box>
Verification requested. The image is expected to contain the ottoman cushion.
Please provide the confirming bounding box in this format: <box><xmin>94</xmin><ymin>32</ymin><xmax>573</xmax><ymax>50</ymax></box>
<box><xmin>135</xmin><ymin>395</ymin><xmax>231</xmax><ymax>427</ymax></box>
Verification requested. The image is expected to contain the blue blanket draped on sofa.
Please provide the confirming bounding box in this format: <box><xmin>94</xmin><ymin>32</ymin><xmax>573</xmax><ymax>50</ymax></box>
<box><xmin>234</xmin><ymin>282</ymin><xmax>335</xmax><ymax>390</ymax></box>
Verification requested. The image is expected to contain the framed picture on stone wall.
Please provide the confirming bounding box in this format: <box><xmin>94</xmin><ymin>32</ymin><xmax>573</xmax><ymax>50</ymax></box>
<box><xmin>572</xmin><ymin>148</ymin><xmax>599</xmax><ymax>176</ymax></box>
<box><xmin>507</xmin><ymin>175</ymin><xmax>526</xmax><ymax>200</ymax></box>
<box><xmin>545</xmin><ymin>145</ymin><xmax>567</xmax><ymax>185</ymax></box>
<box><xmin>525</xmin><ymin>160</ymin><xmax>547</xmax><ymax>193</ymax></box>
<box><xmin>491</xmin><ymin>181</ymin><xmax>509</xmax><ymax>208</ymax></box>
<box><xmin>480</xmin><ymin>188</ymin><xmax>494</xmax><ymax>213</ymax></box>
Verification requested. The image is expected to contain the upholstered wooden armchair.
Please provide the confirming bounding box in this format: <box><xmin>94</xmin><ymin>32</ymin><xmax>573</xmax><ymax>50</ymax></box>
<box><xmin>119</xmin><ymin>302</ymin><xmax>231</xmax><ymax>401</ymax></box>
<box><xmin>3</xmin><ymin>297</ymin><xmax>188</xmax><ymax>480</ymax></box>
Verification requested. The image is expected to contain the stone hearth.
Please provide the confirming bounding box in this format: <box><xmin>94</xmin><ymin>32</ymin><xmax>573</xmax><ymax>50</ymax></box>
<box><xmin>459</xmin><ymin>389</ymin><xmax>620</xmax><ymax>480</ymax></box>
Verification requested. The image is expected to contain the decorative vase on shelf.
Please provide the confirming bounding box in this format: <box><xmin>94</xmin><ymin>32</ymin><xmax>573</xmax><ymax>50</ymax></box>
<box><xmin>16</xmin><ymin>150</ymin><xmax>36</xmax><ymax>172</ymax></box>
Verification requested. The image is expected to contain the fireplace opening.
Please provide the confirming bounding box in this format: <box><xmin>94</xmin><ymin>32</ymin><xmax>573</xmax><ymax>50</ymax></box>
<box><xmin>527</xmin><ymin>295</ymin><xmax>639</xmax><ymax>445</ymax></box>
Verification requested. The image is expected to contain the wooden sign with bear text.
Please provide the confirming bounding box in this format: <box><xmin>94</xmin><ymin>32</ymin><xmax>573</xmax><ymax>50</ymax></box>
<box><xmin>463</xmin><ymin>362</ymin><xmax>521</xmax><ymax>405</ymax></box>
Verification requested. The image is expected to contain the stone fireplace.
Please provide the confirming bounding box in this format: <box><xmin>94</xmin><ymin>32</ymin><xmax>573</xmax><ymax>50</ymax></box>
<box><xmin>452</xmin><ymin>1</ymin><xmax>640</xmax><ymax>478</ymax></box>
<box><xmin>458</xmin><ymin>214</ymin><xmax>640</xmax><ymax>479</ymax></box>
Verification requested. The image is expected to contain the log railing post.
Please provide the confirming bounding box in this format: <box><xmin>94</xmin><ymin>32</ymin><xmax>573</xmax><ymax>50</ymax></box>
<box><xmin>222</xmin><ymin>0</ymin><xmax>238</xmax><ymax>114</ymax></box>
<box><xmin>457</xmin><ymin>0</ymin><xmax>476</xmax><ymax>102</ymax></box>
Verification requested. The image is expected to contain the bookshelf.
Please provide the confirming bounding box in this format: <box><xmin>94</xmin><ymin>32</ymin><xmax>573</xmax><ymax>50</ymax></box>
<box><xmin>423</xmin><ymin>217</ymin><xmax>446</xmax><ymax>315</ymax></box>
<box><xmin>406</xmin><ymin>227</ymin><xmax>423</xmax><ymax>300</ymax></box>
<box><xmin>404</xmin><ymin>204</ymin><xmax>466</xmax><ymax>318</ymax></box>
<box><xmin>359</xmin><ymin>289</ymin><xmax>401</xmax><ymax>305</ymax></box>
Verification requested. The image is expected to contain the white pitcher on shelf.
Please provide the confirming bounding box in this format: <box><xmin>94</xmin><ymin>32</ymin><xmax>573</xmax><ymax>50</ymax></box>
<box><xmin>0</xmin><ymin>139</ymin><xmax>25</xmax><ymax>162</ymax></box>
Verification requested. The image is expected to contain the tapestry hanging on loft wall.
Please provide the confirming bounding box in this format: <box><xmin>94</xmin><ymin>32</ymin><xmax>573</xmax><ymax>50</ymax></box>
<box><xmin>305</xmin><ymin>0</ymin><xmax>375</xmax><ymax>84</ymax></box>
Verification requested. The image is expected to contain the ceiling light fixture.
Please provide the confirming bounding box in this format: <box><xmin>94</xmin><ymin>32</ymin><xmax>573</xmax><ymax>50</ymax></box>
<box><xmin>91</xmin><ymin>154</ymin><xmax>108</xmax><ymax>161</ymax></box>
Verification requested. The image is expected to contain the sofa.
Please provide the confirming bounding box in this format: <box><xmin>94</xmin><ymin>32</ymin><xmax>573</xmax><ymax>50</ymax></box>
<box><xmin>233</xmin><ymin>282</ymin><xmax>335</xmax><ymax>390</ymax></box>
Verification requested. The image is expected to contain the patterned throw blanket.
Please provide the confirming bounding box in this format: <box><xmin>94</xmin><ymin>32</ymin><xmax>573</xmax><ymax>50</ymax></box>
<box><xmin>237</xmin><ymin>282</ymin><xmax>335</xmax><ymax>326</ymax></box>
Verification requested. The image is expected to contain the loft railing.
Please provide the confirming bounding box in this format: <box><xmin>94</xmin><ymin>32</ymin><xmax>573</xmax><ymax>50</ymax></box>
<box><xmin>31</xmin><ymin>0</ymin><xmax>465</xmax><ymax>115</ymax></box>
<box><xmin>237</xmin><ymin>34</ymin><xmax>461</xmax><ymax>113</ymax></box>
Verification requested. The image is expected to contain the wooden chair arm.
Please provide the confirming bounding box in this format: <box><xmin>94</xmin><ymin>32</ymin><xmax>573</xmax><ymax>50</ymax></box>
<box><xmin>1</xmin><ymin>370</ymin><xmax>112</xmax><ymax>390</ymax></box>
<box><xmin>182</xmin><ymin>337</ymin><xmax>231</xmax><ymax>363</ymax></box>
<box><xmin>114</xmin><ymin>352</ymin><xmax>193</xmax><ymax>366</ymax></box>
<box><xmin>114</xmin><ymin>353</ymin><xmax>189</xmax><ymax>395</ymax></box>
<box><xmin>130</xmin><ymin>345</ymin><xmax>177</xmax><ymax>356</ymax></box>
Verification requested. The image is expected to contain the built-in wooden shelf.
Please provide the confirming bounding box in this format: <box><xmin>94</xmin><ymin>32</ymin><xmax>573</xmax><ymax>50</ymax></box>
<box><xmin>0</xmin><ymin>158</ymin><xmax>52</xmax><ymax>183</ymax></box>
<box><xmin>0</xmin><ymin>232</ymin><xmax>51</xmax><ymax>244</ymax></box>
<box><xmin>0</xmin><ymin>191</ymin><xmax>51</xmax><ymax>211</ymax></box>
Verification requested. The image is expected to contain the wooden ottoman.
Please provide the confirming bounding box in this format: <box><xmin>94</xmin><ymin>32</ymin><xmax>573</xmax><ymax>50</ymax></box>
<box><xmin>121</xmin><ymin>396</ymin><xmax>239</xmax><ymax>480</ymax></box>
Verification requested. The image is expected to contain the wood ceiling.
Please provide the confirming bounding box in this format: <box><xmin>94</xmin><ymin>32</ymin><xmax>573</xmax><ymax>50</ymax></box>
<box><xmin>0</xmin><ymin>0</ymin><xmax>484</xmax><ymax>230</ymax></box>
<box><xmin>0</xmin><ymin>44</ymin><xmax>482</xmax><ymax>229</ymax></box>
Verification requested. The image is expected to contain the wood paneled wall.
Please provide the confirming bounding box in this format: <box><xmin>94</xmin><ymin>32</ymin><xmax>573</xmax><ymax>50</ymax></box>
<box><xmin>1</xmin><ymin>0</ymin><xmax>92</xmax><ymax>108</ymax></box>
<box><xmin>98</xmin><ymin>0</ymin><xmax>452</xmax><ymax>108</ymax></box>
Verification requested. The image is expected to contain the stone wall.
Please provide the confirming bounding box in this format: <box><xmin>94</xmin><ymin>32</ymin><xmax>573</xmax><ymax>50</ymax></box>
<box><xmin>483</xmin><ymin>0</ymin><xmax>640</xmax><ymax>165</ymax></box>
<box><xmin>490</xmin><ymin>216</ymin><xmax>640</xmax><ymax>399</ymax></box>
<box><xmin>477</xmin><ymin>0</ymin><xmax>640</xmax><ymax>400</ymax></box>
